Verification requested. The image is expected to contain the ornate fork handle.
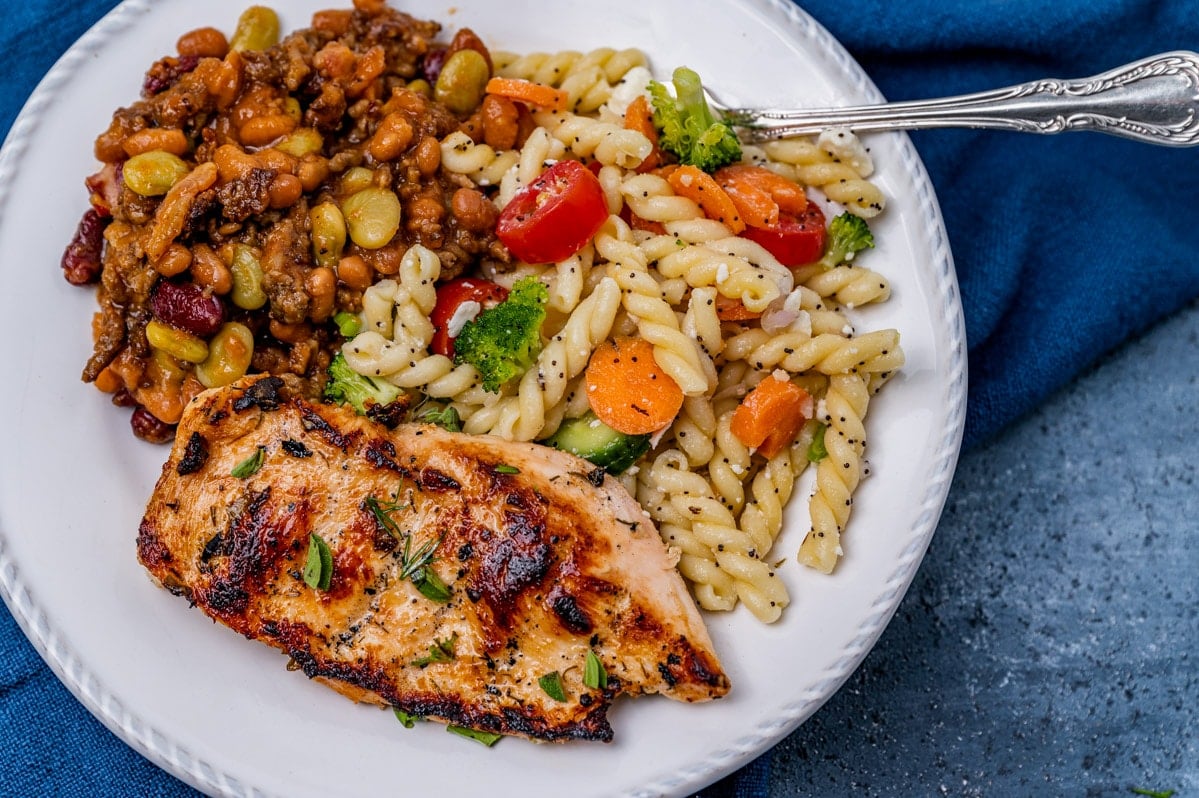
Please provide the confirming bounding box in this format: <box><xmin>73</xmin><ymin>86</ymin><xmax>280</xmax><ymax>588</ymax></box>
<box><xmin>726</xmin><ymin>51</ymin><xmax>1199</xmax><ymax>146</ymax></box>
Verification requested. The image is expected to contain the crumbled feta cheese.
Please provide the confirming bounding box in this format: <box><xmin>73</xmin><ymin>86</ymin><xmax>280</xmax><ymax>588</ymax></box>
<box><xmin>715</xmin><ymin>263</ymin><xmax>729</xmax><ymax>284</ymax></box>
<box><xmin>446</xmin><ymin>300</ymin><xmax>482</xmax><ymax>338</ymax></box>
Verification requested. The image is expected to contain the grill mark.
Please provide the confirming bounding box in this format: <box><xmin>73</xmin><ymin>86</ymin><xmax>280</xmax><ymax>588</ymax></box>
<box><xmin>232</xmin><ymin>376</ymin><xmax>285</xmax><ymax>412</ymax></box>
<box><xmin>299</xmin><ymin>405</ymin><xmax>354</xmax><ymax>450</ymax></box>
<box><xmin>176</xmin><ymin>431</ymin><xmax>209</xmax><ymax>475</ymax></box>
<box><xmin>418</xmin><ymin>467</ymin><xmax>460</xmax><ymax>492</ymax></box>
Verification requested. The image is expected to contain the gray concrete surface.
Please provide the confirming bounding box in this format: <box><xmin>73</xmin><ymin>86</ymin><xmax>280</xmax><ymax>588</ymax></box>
<box><xmin>768</xmin><ymin>299</ymin><xmax>1199</xmax><ymax>797</ymax></box>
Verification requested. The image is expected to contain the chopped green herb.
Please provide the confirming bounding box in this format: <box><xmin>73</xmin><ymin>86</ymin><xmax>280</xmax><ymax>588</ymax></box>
<box><xmin>231</xmin><ymin>446</ymin><xmax>266</xmax><ymax>478</ymax></box>
<box><xmin>538</xmin><ymin>671</ymin><xmax>567</xmax><ymax>702</ymax></box>
<box><xmin>393</xmin><ymin>708</ymin><xmax>421</xmax><ymax>728</ymax></box>
<box><xmin>413</xmin><ymin>567</ymin><xmax>452</xmax><ymax>603</ymax></box>
<box><xmin>447</xmin><ymin>725</ymin><xmax>502</xmax><ymax>747</ymax></box>
<box><xmin>302</xmin><ymin>533</ymin><xmax>333</xmax><ymax>590</ymax></box>
<box><xmin>365</xmin><ymin>495</ymin><xmax>450</xmax><ymax>602</ymax></box>
<box><xmin>1131</xmin><ymin>789</ymin><xmax>1176</xmax><ymax>798</ymax></box>
<box><xmin>333</xmin><ymin>311</ymin><xmax>362</xmax><ymax>338</ymax></box>
<box><xmin>806</xmin><ymin>423</ymin><xmax>828</xmax><ymax>462</ymax></box>
<box><xmin>417</xmin><ymin>403</ymin><xmax>462</xmax><ymax>432</ymax></box>
<box><xmin>412</xmin><ymin>633</ymin><xmax>458</xmax><ymax>667</ymax></box>
<box><xmin>583</xmin><ymin>650</ymin><xmax>608</xmax><ymax>689</ymax></box>
<box><xmin>494</xmin><ymin>463</ymin><xmax>520</xmax><ymax>475</ymax></box>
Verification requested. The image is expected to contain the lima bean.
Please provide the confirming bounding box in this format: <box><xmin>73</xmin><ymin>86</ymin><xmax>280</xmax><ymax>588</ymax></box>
<box><xmin>434</xmin><ymin>49</ymin><xmax>489</xmax><ymax>115</ymax></box>
<box><xmin>341</xmin><ymin>187</ymin><xmax>401</xmax><ymax>249</ymax></box>
<box><xmin>230</xmin><ymin>244</ymin><xmax>267</xmax><ymax>309</ymax></box>
<box><xmin>123</xmin><ymin>150</ymin><xmax>191</xmax><ymax>196</ymax></box>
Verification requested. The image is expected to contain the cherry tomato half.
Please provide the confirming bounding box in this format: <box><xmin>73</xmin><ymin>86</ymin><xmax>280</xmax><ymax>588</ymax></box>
<box><xmin>496</xmin><ymin>159</ymin><xmax>608</xmax><ymax>264</ymax></box>
<box><xmin>741</xmin><ymin>203</ymin><xmax>828</xmax><ymax>267</ymax></box>
<box><xmin>430</xmin><ymin>278</ymin><xmax>509</xmax><ymax>357</ymax></box>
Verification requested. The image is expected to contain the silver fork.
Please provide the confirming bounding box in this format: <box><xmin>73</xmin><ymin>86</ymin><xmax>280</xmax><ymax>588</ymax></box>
<box><xmin>711</xmin><ymin>51</ymin><xmax>1199</xmax><ymax>147</ymax></box>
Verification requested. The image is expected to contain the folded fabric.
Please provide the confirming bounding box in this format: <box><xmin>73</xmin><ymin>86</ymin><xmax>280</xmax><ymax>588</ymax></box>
<box><xmin>2</xmin><ymin>1</ymin><xmax>1197</xmax><ymax>797</ymax></box>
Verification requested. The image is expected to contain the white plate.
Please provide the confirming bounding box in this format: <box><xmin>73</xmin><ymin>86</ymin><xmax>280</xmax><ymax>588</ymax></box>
<box><xmin>0</xmin><ymin>1</ymin><xmax>965</xmax><ymax>795</ymax></box>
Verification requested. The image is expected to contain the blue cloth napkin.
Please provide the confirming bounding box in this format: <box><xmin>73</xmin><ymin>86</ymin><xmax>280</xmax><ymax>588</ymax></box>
<box><xmin>3</xmin><ymin>1</ymin><xmax>1197</xmax><ymax>796</ymax></box>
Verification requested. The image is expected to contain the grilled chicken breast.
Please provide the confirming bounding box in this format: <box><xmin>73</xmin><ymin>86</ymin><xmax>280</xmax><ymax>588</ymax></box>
<box><xmin>137</xmin><ymin>377</ymin><xmax>728</xmax><ymax>742</ymax></box>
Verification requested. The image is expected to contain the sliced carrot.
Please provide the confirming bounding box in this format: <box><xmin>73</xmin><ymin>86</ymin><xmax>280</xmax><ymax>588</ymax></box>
<box><xmin>585</xmin><ymin>338</ymin><xmax>684</xmax><ymax>435</ymax></box>
<box><xmin>623</xmin><ymin>95</ymin><xmax>664</xmax><ymax>173</ymax></box>
<box><xmin>714</xmin><ymin>164</ymin><xmax>808</xmax><ymax>217</ymax></box>
<box><xmin>484</xmin><ymin>77</ymin><xmax>570</xmax><ymax>112</ymax></box>
<box><xmin>718</xmin><ymin>177</ymin><xmax>778</xmax><ymax>229</ymax></box>
<box><xmin>667</xmin><ymin>164</ymin><xmax>745</xmax><ymax>234</ymax></box>
<box><xmin>715</xmin><ymin>294</ymin><xmax>762</xmax><ymax>322</ymax></box>
<box><xmin>628</xmin><ymin>210</ymin><xmax>667</xmax><ymax>236</ymax></box>
<box><xmin>652</xmin><ymin>163</ymin><xmax>680</xmax><ymax>181</ymax></box>
<box><xmin>730</xmin><ymin>373</ymin><xmax>814</xmax><ymax>458</ymax></box>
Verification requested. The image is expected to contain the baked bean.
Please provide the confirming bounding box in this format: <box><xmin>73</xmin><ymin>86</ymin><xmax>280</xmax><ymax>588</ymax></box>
<box><xmin>297</xmin><ymin>155</ymin><xmax>330</xmax><ymax>192</ymax></box>
<box><xmin>305</xmin><ymin>267</ymin><xmax>337</xmax><ymax>322</ymax></box>
<box><xmin>256</xmin><ymin>147</ymin><xmax>297</xmax><ymax>174</ymax></box>
<box><xmin>122</xmin><ymin>128</ymin><xmax>189</xmax><ymax>157</ymax></box>
<box><xmin>239</xmin><ymin>113</ymin><xmax>297</xmax><ymax>147</ymax></box>
<box><xmin>365</xmin><ymin>243</ymin><xmax>402</xmax><ymax>275</ymax></box>
<box><xmin>94</xmin><ymin>116</ymin><xmax>139</xmax><ymax>162</ymax></box>
<box><xmin>190</xmin><ymin>244</ymin><xmax>233</xmax><ymax>294</ymax></box>
<box><xmin>352</xmin><ymin>0</ymin><xmax>388</xmax><ymax>18</ymax></box>
<box><xmin>197</xmin><ymin>51</ymin><xmax>243</xmax><ymax>110</ymax></box>
<box><xmin>409</xmin><ymin>194</ymin><xmax>446</xmax><ymax>227</ymax></box>
<box><xmin>269</xmin><ymin>319</ymin><xmax>313</xmax><ymax>345</ymax></box>
<box><xmin>368</xmin><ymin>113</ymin><xmax>414</xmax><ymax>162</ymax></box>
<box><xmin>153</xmin><ymin>243</ymin><xmax>193</xmax><ymax>277</ymax></box>
<box><xmin>481</xmin><ymin>95</ymin><xmax>519</xmax><ymax>151</ymax></box>
<box><xmin>176</xmin><ymin>26</ymin><xmax>229</xmax><ymax>59</ymax></box>
<box><xmin>451</xmin><ymin>187</ymin><xmax>497</xmax><ymax>232</ymax></box>
<box><xmin>314</xmin><ymin>41</ymin><xmax>356</xmax><ymax>80</ymax></box>
<box><xmin>213</xmin><ymin>143</ymin><xmax>259</xmax><ymax>182</ymax></box>
<box><xmin>415</xmin><ymin>135</ymin><xmax>441</xmax><ymax>176</ymax></box>
<box><xmin>335</xmin><ymin>254</ymin><xmax>373</xmax><ymax>289</ymax></box>
<box><xmin>311</xmin><ymin>9</ymin><xmax>352</xmax><ymax>35</ymax></box>
<box><xmin>348</xmin><ymin>46</ymin><xmax>386</xmax><ymax>98</ymax></box>
<box><xmin>268</xmin><ymin>173</ymin><xmax>303</xmax><ymax>208</ymax></box>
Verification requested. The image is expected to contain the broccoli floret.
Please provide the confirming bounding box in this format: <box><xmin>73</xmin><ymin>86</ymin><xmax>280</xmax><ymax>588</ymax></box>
<box><xmin>453</xmin><ymin>277</ymin><xmax>548</xmax><ymax>392</ymax></box>
<box><xmin>324</xmin><ymin>352</ymin><xmax>406</xmax><ymax>427</ymax></box>
<box><xmin>648</xmin><ymin>66</ymin><xmax>741</xmax><ymax>172</ymax></box>
<box><xmin>819</xmin><ymin>212</ymin><xmax>875</xmax><ymax>270</ymax></box>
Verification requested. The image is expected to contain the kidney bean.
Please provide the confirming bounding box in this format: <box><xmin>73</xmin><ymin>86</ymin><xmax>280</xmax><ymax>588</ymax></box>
<box><xmin>62</xmin><ymin>208</ymin><xmax>105</xmax><ymax>285</ymax></box>
<box><xmin>420</xmin><ymin>46</ymin><xmax>448</xmax><ymax>85</ymax></box>
<box><xmin>447</xmin><ymin>28</ymin><xmax>493</xmax><ymax>76</ymax></box>
<box><xmin>130</xmin><ymin>406</ymin><xmax>176</xmax><ymax>443</ymax></box>
<box><xmin>150</xmin><ymin>280</ymin><xmax>225</xmax><ymax>337</ymax></box>
<box><xmin>111</xmin><ymin>388</ymin><xmax>137</xmax><ymax>408</ymax></box>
